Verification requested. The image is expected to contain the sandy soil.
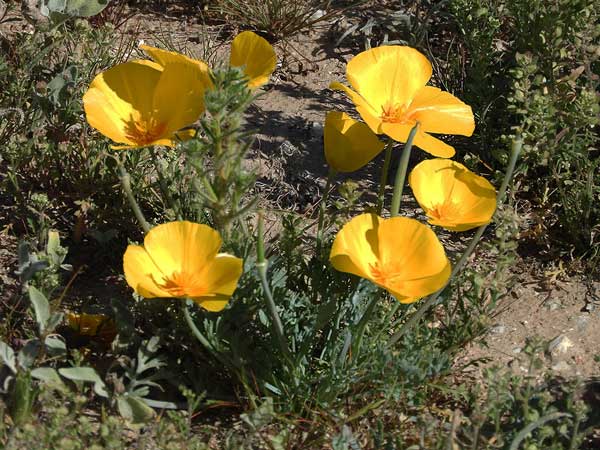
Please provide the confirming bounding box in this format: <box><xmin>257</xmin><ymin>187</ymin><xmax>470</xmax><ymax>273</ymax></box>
<box><xmin>458</xmin><ymin>264</ymin><xmax>600</xmax><ymax>379</ymax></box>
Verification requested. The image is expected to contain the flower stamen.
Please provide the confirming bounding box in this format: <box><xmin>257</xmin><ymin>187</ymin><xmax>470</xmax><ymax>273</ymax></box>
<box><xmin>380</xmin><ymin>103</ymin><xmax>416</xmax><ymax>124</ymax></box>
<box><xmin>158</xmin><ymin>271</ymin><xmax>207</xmax><ymax>298</ymax></box>
<box><xmin>125</xmin><ymin>118</ymin><xmax>167</xmax><ymax>146</ymax></box>
<box><xmin>369</xmin><ymin>261</ymin><xmax>404</xmax><ymax>288</ymax></box>
<box><xmin>429</xmin><ymin>201</ymin><xmax>461</xmax><ymax>221</ymax></box>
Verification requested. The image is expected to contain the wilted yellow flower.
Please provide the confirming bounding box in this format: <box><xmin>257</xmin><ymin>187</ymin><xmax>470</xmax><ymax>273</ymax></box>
<box><xmin>409</xmin><ymin>159</ymin><xmax>496</xmax><ymax>232</ymax></box>
<box><xmin>123</xmin><ymin>221</ymin><xmax>243</xmax><ymax>312</ymax></box>
<box><xmin>330</xmin><ymin>46</ymin><xmax>475</xmax><ymax>158</ymax></box>
<box><xmin>83</xmin><ymin>46</ymin><xmax>211</xmax><ymax>149</ymax></box>
<box><xmin>330</xmin><ymin>214</ymin><xmax>451</xmax><ymax>303</ymax></box>
<box><xmin>324</xmin><ymin>111</ymin><xmax>385</xmax><ymax>172</ymax></box>
<box><xmin>230</xmin><ymin>31</ymin><xmax>276</xmax><ymax>89</ymax></box>
<box><xmin>66</xmin><ymin>312</ymin><xmax>117</xmax><ymax>344</ymax></box>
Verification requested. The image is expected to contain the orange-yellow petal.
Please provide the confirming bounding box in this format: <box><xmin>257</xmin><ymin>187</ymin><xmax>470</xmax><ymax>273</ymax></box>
<box><xmin>190</xmin><ymin>253</ymin><xmax>244</xmax><ymax>312</ymax></box>
<box><xmin>412</xmin><ymin>131</ymin><xmax>456</xmax><ymax>158</ymax></box>
<box><xmin>110</xmin><ymin>129</ymin><xmax>197</xmax><ymax>149</ymax></box>
<box><xmin>83</xmin><ymin>60</ymin><xmax>163</xmax><ymax>145</ymax></box>
<box><xmin>346</xmin><ymin>46</ymin><xmax>432</xmax><ymax>115</ymax></box>
<box><xmin>330</xmin><ymin>213</ymin><xmax>381</xmax><ymax>280</ymax></box>
<box><xmin>152</xmin><ymin>62</ymin><xmax>209</xmax><ymax>135</ymax></box>
<box><xmin>409</xmin><ymin>86</ymin><xmax>475</xmax><ymax>136</ymax></box>
<box><xmin>329</xmin><ymin>81</ymin><xmax>382</xmax><ymax>133</ymax></box>
<box><xmin>409</xmin><ymin>159</ymin><xmax>496</xmax><ymax>231</ymax></box>
<box><xmin>143</xmin><ymin>221</ymin><xmax>222</xmax><ymax>278</ymax></box>
<box><xmin>123</xmin><ymin>245</ymin><xmax>172</xmax><ymax>298</ymax></box>
<box><xmin>375</xmin><ymin>217</ymin><xmax>451</xmax><ymax>302</ymax></box>
<box><xmin>193</xmin><ymin>297</ymin><xmax>230</xmax><ymax>312</ymax></box>
<box><xmin>140</xmin><ymin>45</ymin><xmax>209</xmax><ymax>72</ymax></box>
<box><xmin>203</xmin><ymin>253</ymin><xmax>243</xmax><ymax>295</ymax></box>
<box><xmin>230</xmin><ymin>31</ymin><xmax>276</xmax><ymax>89</ymax></box>
<box><xmin>379</xmin><ymin>122</ymin><xmax>456</xmax><ymax>158</ymax></box>
<box><xmin>324</xmin><ymin>111</ymin><xmax>385</xmax><ymax>172</ymax></box>
<box><xmin>330</xmin><ymin>215</ymin><xmax>451</xmax><ymax>303</ymax></box>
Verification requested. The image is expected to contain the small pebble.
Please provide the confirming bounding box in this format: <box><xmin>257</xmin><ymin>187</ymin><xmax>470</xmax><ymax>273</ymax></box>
<box><xmin>490</xmin><ymin>324</ymin><xmax>506</xmax><ymax>335</ymax></box>
<box><xmin>552</xmin><ymin>361</ymin><xmax>571</xmax><ymax>372</ymax></box>
<box><xmin>575</xmin><ymin>314</ymin><xmax>589</xmax><ymax>332</ymax></box>
<box><xmin>311</xmin><ymin>122</ymin><xmax>323</xmax><ymax>139</ymax></box>
<box><xmin>547</xmin><ymin>301</ymin><xmax>561</xmax><ymax>311</ymax></box>
<box><xmin>548</xmin><ymin>335</ymin><xmax>574</xmax><ymax>357</ymax></box>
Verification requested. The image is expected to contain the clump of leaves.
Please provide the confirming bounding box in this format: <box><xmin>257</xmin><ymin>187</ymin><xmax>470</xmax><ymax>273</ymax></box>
<box><xmin>212</xmin><ymin>0</ymin><xmax>338</xmax><ymax>40</ymax></box>
<box><xmin>448</xmin><ymin>0</ymin><xmax>600</xmax><ymax>267</ymax></box>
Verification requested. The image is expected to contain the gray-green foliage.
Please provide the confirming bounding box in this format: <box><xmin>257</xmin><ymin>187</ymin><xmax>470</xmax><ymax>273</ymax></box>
<box><xmin>212</xmin><ymin>0</ymin><xmax>335</xmax><ymax>40</ymax></box>
<box><xmin>40</xmin><ymin>0</ymin><xmax>111</xmax><ymax>20</ymax></box>
<box><xmin>0</xmin><ymin>17</ymin><xmax>140</xmax><ymax>238</ymax></box>
<box><xmin>449</xmin><ymin>0</ymin><xmax>600</xmax><ymax>263</ymax></box>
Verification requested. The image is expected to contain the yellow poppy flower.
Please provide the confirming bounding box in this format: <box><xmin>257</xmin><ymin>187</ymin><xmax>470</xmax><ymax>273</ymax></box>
<box><xmin>324</xmin><ymin>111</ymin><xmax>385</xmax><ymax>172</ymax></box>
<box><xmin>123</xmin><ymin>221</ymin><xmax>243</xmax><ymax>312</ymax></box>
<box><xmin>83</xmin><ymin>46</ymin><xmax>211</xmax><ymax>149</ymax></box>
<box><xmin>330</xmin><ymin>213</ymin><xmax>451</xmax><ymax>303</ymax></box>
<box><xmin>230</xmin><ymin>31</ymin><xmax>276</xmax><ymax>89</ymax></box>
<box><xmin>330</xmin><ymin>46</ymin><xmax>475</xmax><ymax>158</ymax></box>
<box><xmin>409</xmin><ymin>159</ymin><xmax>496</xmax><ymax>232</ymax></box>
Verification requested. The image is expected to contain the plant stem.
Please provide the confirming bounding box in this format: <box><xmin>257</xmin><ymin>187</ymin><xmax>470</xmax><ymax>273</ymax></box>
<box><xmin>390</xmin><ymin>123</ymin><xmax>419</xmax><ymax>217</ymax></box>
<box><xmin>118</xmin><ymin>162</ymin><xmax>151</xmax><ymax>234</ymax></box>
<box><xmin>387</xmin><ymin>137</ymin><xmax>522</xmax><ymax>347</ymax></box>
<box><xmin>182</xmin><ymin>300</ymin><xmax>230</xmax><ymax>368</ymax></box>
<box><xmin>373</xmin><ymin>301</ymin><xmax>401</xmax><ymax>342</ymax></box>
<box><xmin>350</xmin><ymin>292</ymin><xmax>380</xmax><ymax>358</ymax></box>
<box><xmin>182</xmin><ymin>301</ymin><xmax>214</xmax><ymax>350</ymax></box>
<box><xmin>256</xmin><ymin>212</ymin><xmax>291</xmax><ymax>358</ymax></box>
<box><xmin>316</xmin><ymin>169</ymin><xmax>336</xmax><ymax>255</ymax></box>
<box><xmin>376</xmin><ymin>140</ymin><xmax>394</xmax><ymax>215</ymax></box>
<box><xmin>152</xmin><ymin>148</ymin><xmax>182</xmax><ymax>221</ymax></box>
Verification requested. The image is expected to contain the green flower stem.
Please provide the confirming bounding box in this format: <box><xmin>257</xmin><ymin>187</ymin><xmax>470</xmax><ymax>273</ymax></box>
<box><xmin>118</xmin><ymin>162</ymin><xmax>151</xmax><ymax>234</ymax></box>
<box><xmin>373</xmin><ymin>301</ymin><xmax>402</xmax><ymax>342</ymax></box>
<box><xmin>257</xmin><ymin>212</ymin><xmax>291</xmax><ymax>358</ymax></box>
<box><xmin>152</xmin><ymin>147</ymin><xmax>182</xmax><ymax>221</ymax></box>
<box><xmin>182</xmin><ymin>300</ymin><xmax>231</xmax><ymax>369</ymax></box>
<box><xmin>376</xmin><ymin>140</ymin><xmax>394</xmax><ymax>215</ymax></box>
<box><xmin>390</xmin><ymin>123</ymin><xmax>419</xmax><ymax>217</ymax></box>
<box><xmin>387</xmin><ymin>137</ymin><xmax>522</xmax><ymax>347</ymax></box>
<box><xmin>183</xmin><ymin>300</ymin><xmax>215</xmax><ymax>351</ymax></box>
<box><xmin>350</xmin><ymin>291</ymin><xmax>380</xmax><ymax>358</ymax></box>
<box><xmin>316</xmin><ymin>169</ymin><xmax>336</xmax><ymax>255</ymax></box>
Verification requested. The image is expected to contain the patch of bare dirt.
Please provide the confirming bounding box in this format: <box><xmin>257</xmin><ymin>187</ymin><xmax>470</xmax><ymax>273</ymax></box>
<box><xmin>458</xmin><ymin>266</ymin><xmax>600</xmax><ymax>379</ymax></box>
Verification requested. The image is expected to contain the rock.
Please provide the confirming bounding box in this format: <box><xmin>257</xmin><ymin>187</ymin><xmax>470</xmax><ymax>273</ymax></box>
<box><xmin>278</xmin><ymin>140</ymin><xmax>300</xmax><ymax>157</ymax></box>
<box><xmin>21</xmin><ymin>0</ymin><xmax>49</xmax><ymax>25</ymax></box>
<box><xmin>551</xmin><ymin>361</ymin><xmax>571</xmax><ymax>372</ymax></box>
<box><xmin>310</xmin><ymin>9</ymin><xmax>326</xmax><ymax>20</ymax></box>
<box><xmin>310</xmin><ymin>122</ymin><xmax>323</xmax><ymax>139</ymax></box>
<box><xmin>575</xmin><ymin>314</ymin><xmax>589</xmax><ymax>332</ymax></box>
<box><xmin>490</xmin><ymin>324</ymin><xmax>507</xmax><ymax>335</ymax></box>
<box><xmin>512</xmin><ymin>347</ymin><xmax>522</xmax><ymax>354</ymax></box>
<box><xmin>546</xmin><ymin>300</ymin><xmax>561</xmax><ymax>311</ymax></box>
<box><xmin>548</xmin><ymin>335</ymin><xmax>574</xmax><ymax>358</ymax></box>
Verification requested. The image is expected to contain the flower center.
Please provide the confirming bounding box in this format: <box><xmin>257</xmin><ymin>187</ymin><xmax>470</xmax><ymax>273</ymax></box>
<box><xmin>380</xmin><ymin>103</ymin><xmax>416</xmax><ymax>124</ymax></box>
<box><xmin>158</xmin><ymin>271</ymin><xmax>207</xmax><ymax>298</ymax></box>
<box><xmin>125</xmin><ymin>118</ymin><xmax>167</xmax><ymax>146</ymax></box>
<box><xmin>429</xmin><ymin>201</ymin><xmax>461</xmax><ymax>221</ymax></box>
<box><xmin>369</xmin><ymin>261</ymin><xmax>404</xmax><ymax>289</ymax></box>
